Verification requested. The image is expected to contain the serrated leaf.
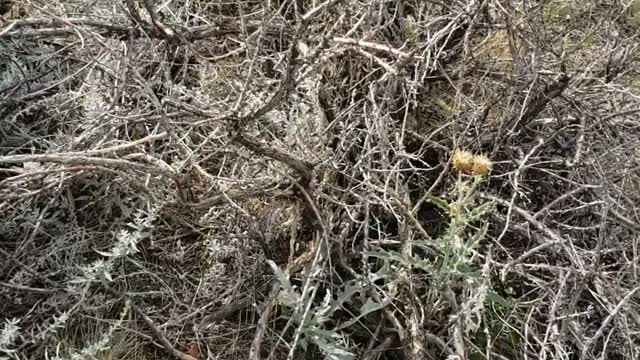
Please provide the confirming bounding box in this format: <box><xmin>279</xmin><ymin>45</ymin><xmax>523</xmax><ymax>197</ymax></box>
<box><xmin>267</xmin><ymin>260</ymin><xmax>300</xmax><ymax>307</ymax></box>
<box><xmin>464</xmin><ymin>222</ymin><xmax>489</xmax><ymax>250</ymax></box>
<box><xmin>466</xmin><ymin>201</ymin><xmax>494</xmax><ymax>222</ymax></box>
<box><xmin>278</xmin><ymin>289</ymin><xmax>300</xmax><ymax>308</ymax></box>
<box><xmin>359</xmin><ymin>297</ymin><xmax>385</xmax><ymax>315</ymax></box>
<box><xmin>422</xmin><ymin>193</ymin><xmax>450</xmax><ymax>211</ymax></box>
<box><xmin>267</xmin><ymin>260</ymin><xmax>292</xmax><ymax>291</ymax></box>
<box><xmin>336</xmin><ymin>298</ymin><xmax>386</xmax><ymax>331</ymax></box>
<box><xmin>310</xmin><ymin>333</ymin><xmax>355</xmax><ymax>360</ymax></box>
<box><xmin>314</xmin><ymin>290</ymin><xmax>334</xmax><ymax>324</ymax></box>
<box><xmin>326</xmin><ymin>281</ymin><xmax>360</xmax><ymax>314</ymax></box>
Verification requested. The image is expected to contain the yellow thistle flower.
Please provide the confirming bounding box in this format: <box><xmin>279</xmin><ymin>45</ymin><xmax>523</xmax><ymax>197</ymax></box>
<box><xmin>471</xmin><ymin>153</ymin><xmax>492</xmax><ymax>176</ymax></box>
<box><xmin>452</xmin><ymin>148</ymin><xmax>493</xmax><ymax>176</ymax></box>
<box><xmin>452</xmin><ymin>148</ymin><xmax>475</xmax><ymax>175</ymax></box>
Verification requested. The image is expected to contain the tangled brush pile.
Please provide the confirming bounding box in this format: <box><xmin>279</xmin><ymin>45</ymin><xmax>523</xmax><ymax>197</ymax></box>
<box><xmin>1</xmin><ymin>1</ymin><xmax>640</xmax><ymax>359</ymax></box>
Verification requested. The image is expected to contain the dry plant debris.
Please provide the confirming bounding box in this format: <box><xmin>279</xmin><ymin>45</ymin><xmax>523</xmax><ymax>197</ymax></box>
<box><xmin>1</xmin><ymin>0</ymin><xmax>640</xmax><ymax>359</ymax></box>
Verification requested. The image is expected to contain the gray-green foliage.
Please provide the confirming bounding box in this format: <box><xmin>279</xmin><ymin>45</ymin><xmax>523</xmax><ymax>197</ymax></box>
<box><xmin>268</xmin><ymin>261</ymin><xmax>386</xmax><ymax>360</ymax></box>
<box><xmin>270</xmin><ymin>176</ymin><xmax>502</xmax><ymax>358</ymax></box>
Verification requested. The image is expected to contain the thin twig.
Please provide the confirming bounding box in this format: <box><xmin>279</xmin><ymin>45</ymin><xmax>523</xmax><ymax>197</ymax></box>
<box><xmin>102</xmin><ymin>283</ymin><xmax>196</xmax><ymax>360</ymax></box>
<box><xmin>250</xmin><ymin>283</ymin><xmax>280</xmax><ymax>360</ymax></box>
<box><xmin>581</xmin><ymin>286</ymin><xmax>640</xmax><ymax>360</ymax></box>
<box><xmin>141</xmin><ymin>0</ymin><xmax>176</xmax><ymax>39</ymax></box>
<box><xmin>0</xmin><ymin>281</ymin><xmax>56</xmax><ymax>294</ymax></box>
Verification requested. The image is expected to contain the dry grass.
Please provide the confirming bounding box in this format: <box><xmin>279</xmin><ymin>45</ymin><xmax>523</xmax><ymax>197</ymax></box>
<box><xmin>1</xmin><ymin>0</ymin><xmax>640</xmax><ymax>359</ymax></box>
